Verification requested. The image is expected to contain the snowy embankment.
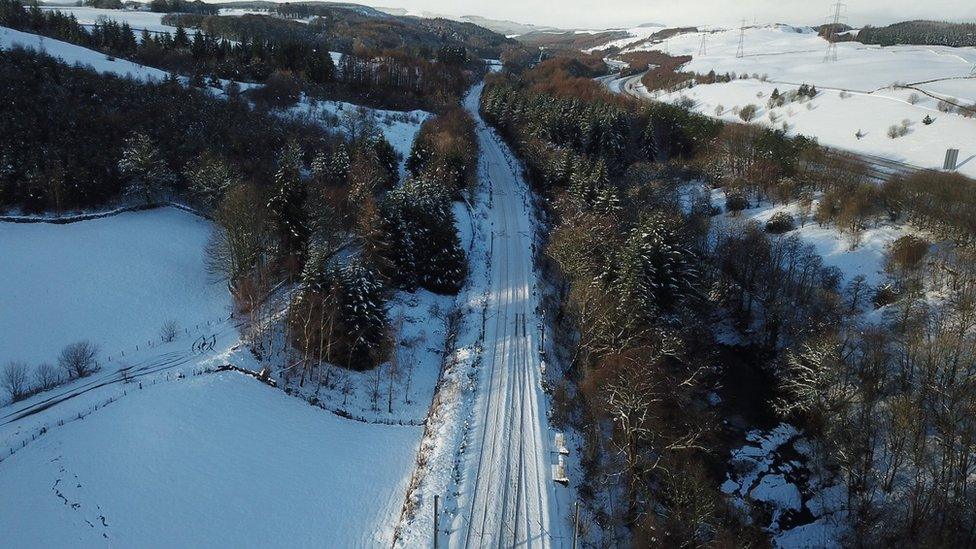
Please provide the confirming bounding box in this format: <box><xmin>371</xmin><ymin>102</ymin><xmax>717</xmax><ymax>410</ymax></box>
<box><xmin>658</xmin><ymin>80</ymin><xmax>976</xmax><ymax>176</ymax></box>
<box><xmin>0</xmin><ymin>207</ymin><xmax>423</xmax><ymax>546</ymax></box>
<box><xmin>605</xmin><ymin>24</ymin><xmax>976</xmax><ymax>176</ymax></box>
<box><xmin>0</xmin><ymin>207</ymin><xmax>230</xmax><ymax>369</ymax></box>
<box><xmin>0</xmin><ymin>372</ymin><xmax>420</xmax><ymax>547</ymax></box>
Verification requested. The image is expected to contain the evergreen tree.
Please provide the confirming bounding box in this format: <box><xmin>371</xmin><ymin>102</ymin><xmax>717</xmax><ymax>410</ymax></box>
<box><xmin>381</xmin><ymin>177</ymin><xmax>466</xmax><ymax>294</ymax></box>
<box><xmin>613</xmin><ymin>212</ymin><xmax>699</xmax><ymax>315</ymax></box>
<box><xmin>267</xmin><ymin>141</ymin><xmax>309</xmax><ymax>257</ymax></box>
<box><xmin>184</xmin><ymin>151</ymin><xmax>235</xmax><ymax>209</ymax></box>
<box><xmin>118</xmin><ymin>132</ymin><xmax>174</xmax><ymax>206</ymax></box>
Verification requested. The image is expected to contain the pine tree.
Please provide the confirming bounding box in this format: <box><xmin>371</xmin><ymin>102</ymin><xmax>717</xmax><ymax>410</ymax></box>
<box><xmin>614</xmin><ymin>213</ymin><xmax>698</xmax><ymax>315</ymax></box>
<box><xmin>267</xmin><ymin>141</ymin><xmax>309</xmax><ymax>257</ymax></box>
<box><xmin>381</xmin><ymin>177</ymin><xmax>466</xmax><ymax>294</ymax></box>
<box><xmin>184</xmin><ymin>151</ymin><xmax>234</xmax><ymax>209</ymax></box>
<box><xmin>118</xmin><ymin>132</ymin><xmax>174</xmax><ymax>206</ymax></box>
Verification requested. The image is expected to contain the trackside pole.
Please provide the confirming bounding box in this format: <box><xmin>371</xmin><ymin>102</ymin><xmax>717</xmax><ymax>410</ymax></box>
<box><xmin>572</xmin><ymin>501</ymin><xmax>580</xmax><ymax>549</ymax></box>
<box><xmin>433</xmin><ymin>494</ymin><xmax>439</xmax><ymax>549</ymax></box>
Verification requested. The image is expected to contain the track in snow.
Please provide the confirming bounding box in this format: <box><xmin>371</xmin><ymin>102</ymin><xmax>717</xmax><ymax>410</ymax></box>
<box><xmin>449</xmin><ymin>83</ymin><xmax>561</xmax><ymax>548</ymax></box>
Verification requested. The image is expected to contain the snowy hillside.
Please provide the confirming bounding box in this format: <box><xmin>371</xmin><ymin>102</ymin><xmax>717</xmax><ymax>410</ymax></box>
<box><xmin>0</xmin><ymin>25</ymin><xmax>168</xmax><ymax>81</ymax></box>
<box><xmin>0</xmin><ymin>208</ymin><xmax>229</xmax><ymax>369</ymax></box>
<box><xmin>639</xmin><ymin>25</ymin><xmax>976</xmax><ymax>91</ymax></box>
<box><xmin>607</xmin><ymin>24</ymin><xmax>976</xmax><ymax>176</ymax></box>
<box><xmin>0</xmin><ymin>372</ymin><xmax>419</xmax><ymax>546</ymax></box>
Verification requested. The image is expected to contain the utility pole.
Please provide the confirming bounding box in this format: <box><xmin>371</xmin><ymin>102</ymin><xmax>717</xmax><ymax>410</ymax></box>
<box><xmin>736</xmin><ymin>19</ymin><xmax>747</xmax><ymax>58</ymax></box>
<box><xmin>433</xmin><ymin>495</ymin><xmax>439</xmax><ymax>549</ymax></box>
<box><xmin>823</xmin><ymin>1</ymin><xmax>845</xmax><ymax>62</ymax></box>
<box><xmin>572</xmin><ymin>501</ymin><xmax>580</xmax><ymax>549</ymax></box>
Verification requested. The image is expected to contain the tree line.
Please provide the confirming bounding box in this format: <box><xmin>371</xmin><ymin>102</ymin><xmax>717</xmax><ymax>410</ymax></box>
<box><xmin>857</xmin><ymin>20</ymin><xmax>976</xmax><ymax>48</ymax></box>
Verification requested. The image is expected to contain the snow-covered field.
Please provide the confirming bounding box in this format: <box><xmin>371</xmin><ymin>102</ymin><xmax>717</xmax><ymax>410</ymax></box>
<box><xmin>0</xmin><ymin>207</ymin><xmax>229</xmax><ymax>370</ymax></box>
<box><xmin>38</xmin><ymin>6</ymin><xmax>176</xmax><ymax>34</ymax></box>
<box><xmin>602</xmin><ymin>24</ymin><xmax>976</xmax><ymax>177</ymax></box>
<box><xmin>0</xmin><ymin>25</ymin><xmax>169</xmax><ymax>81</ymax></box>
<box><xmin>0</xmin><ymin>371</ymin><xmax>420</xmax><ymax>547</ymax></box>
<box><xmin>632</xmin><ymin>25</ymin><xmax>976</xmax><ymax>91</ymax></box>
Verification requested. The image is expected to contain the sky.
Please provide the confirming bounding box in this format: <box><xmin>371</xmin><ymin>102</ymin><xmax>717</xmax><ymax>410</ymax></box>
<box><xmin>358</xmin><ymin>0</ymin><xmax>976</xmax><ymax>30</ymax></box>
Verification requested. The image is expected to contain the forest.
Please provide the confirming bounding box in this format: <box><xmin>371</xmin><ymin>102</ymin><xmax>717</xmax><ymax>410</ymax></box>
<box><xmin>483</xmin><ymin>58</ymin><xmax>976</xmax><ymax>546</ymax></box>
<box><xmin>857</xmin><ymin>20</ymin><xmax>976</xmax><ymax>47</ymax></box>
<box><xmin>0</xmin><ymin>1</ymin><xmax>476</xmax><ymax>110</ymax></box>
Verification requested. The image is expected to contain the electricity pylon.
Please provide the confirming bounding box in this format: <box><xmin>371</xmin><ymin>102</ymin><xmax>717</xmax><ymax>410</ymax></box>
<box><xmin>735</xmin><ymin>19</ymin><xmax>746</xmax><ymax>58</ymax></box>
<box><xmin>699</xmin><ymin>31</ymin><xmax>707</xmax><ymax>56</ymax></box>
<box><xmin>823</xmin><ymin>1</ymin><xmax>845</xmax><ymax>62</ymax></box>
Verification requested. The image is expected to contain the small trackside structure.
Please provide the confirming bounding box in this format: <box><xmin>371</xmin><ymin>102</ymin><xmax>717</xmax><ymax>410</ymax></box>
<box><xmin>553</xmin><ymin>455</ymin><xmax>569</xmax><ymax>485</ymax></box>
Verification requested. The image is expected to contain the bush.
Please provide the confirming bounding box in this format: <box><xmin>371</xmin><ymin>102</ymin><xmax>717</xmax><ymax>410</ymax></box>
<box><xmin>2</xmin><ymin>361</ymin><xmax>31</xmax><ymax>402</ymax></box>
<box><xmin>937</xmin><ymin>98</ymin><xmax>956</xmax><ymax>113</ymax></box>
<box><xmin>765</xmin><ymin>211</ymin><xmax>796</xmax><ymax>234</ymax></box>
<box><xmin>160</xmin><ymin>320</ymin><xmax>179</xmax><ymax>342</ymax></box>
<box><xmin>873</xmin><ymin>283</ymin><xmax>901</xmax><ymax>308</ymax></box>
<box><xmin>739</xmin><ymin>104</ymin><xmax>759</xmax><ymax>122</ymax></box>
<box><xmin>58</xmin><ymin>340</ymin><xmax>101</xmax><ymax>378</ymax></box>
<box><xmin>725</xmin><ymin>191</ymin><xmax>749</xmax><ymax>214</ymax></box>
<box><xmin>247</xmin><ymin>71</ymin><xmax>302</xmax><ymax>108</ymax></box>
<box><xmin>34</xmin><ymin>362</ymin><xmax>62</xmax><ymax>392</ymax></box>
<box><xmin>886</xmin><ymin>234</ymin><xmax>930</xmax><ymax>273</ymax></box>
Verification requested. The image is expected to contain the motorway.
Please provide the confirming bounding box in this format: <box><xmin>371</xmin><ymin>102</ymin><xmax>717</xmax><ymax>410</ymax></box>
<box><xmin>448</xmin><ymin>82</ymin><xmax>561</xmax><ymax>548</ymax></box>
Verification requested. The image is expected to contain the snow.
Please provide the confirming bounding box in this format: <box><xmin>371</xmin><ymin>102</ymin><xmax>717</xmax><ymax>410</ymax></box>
<box><xmin>751</xmin><ymin>473</ymin><xmax>802</xmax><ymax>512</ymax></box>
<box><xmin>0</xmin><ymin>25</ymin><xmax>169</xmax><ymax>81</ymax></box>
<box><xmin>38</xmin><ymin>6</ymin><xmax>176</xmax><ymax>34</ymax></box>
<box><xmin>0</xmin><ymin>371</ymin><xmax>420</xmax><ymax>547</ymax></box>
<box><xmin>724</xmin><ymin>423</ymin><xmax>849</xmax><ymax>547</ymax></box>
<box><xmin>583</xmin><ymin>25</ymin><xmax>668</xmax><ymax>52</ymax></box>
<box><xmin>0</xmin><ymin>207</ymin><xmax>230</xmax><ymax>372</ymax></box>
<box><xmin>284</xmin><ymin>96</ymin><xmax>431</xmax><ymax>178</ymax></box>
<box><xmin>709</xmin><ymin>187</ymin><xmax>908</xmax><ymax>287</ymax></box>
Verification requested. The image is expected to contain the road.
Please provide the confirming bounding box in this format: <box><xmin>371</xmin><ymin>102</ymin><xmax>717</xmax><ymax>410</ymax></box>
<box><xmin>448</xmin><ymin>82</ymin><xmax>561</xmax><ymax>548</ymax></box>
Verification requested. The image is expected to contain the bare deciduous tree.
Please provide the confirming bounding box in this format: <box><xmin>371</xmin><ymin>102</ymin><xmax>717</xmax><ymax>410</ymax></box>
<box><xmin>58</xmin><ymin>340</ymin><xmax>100</xmax><ymax>378</ymax></box>
<box><xmin>34</xmin><ymin>362</ymin><xmax>62</xmax><ymax>392</ymax></box>
<box><xmin>160</xmin><ymin>320</ymin><xmax>179</xmax><ymax>343</ymax></box>
<box><xmin>2</xmin><ymin>361</ymin><xmax>31</xmax><ymax>401</ymax></box>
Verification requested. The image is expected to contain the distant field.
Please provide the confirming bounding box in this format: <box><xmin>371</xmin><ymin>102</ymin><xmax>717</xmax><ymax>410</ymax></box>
<box><xmin>601</xmin><ymin>25</ymin><xmax>976</xmax><ymax>176</ymax></box>
<box><xmin>38</xmin><ymin>6</ymin><xmax>176</xmax><ymax>34</ymax></box>
<box><xmin>630</xmin><ymin>25</ymin><xmax>976</xmax><ymax>91</ymax></box>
